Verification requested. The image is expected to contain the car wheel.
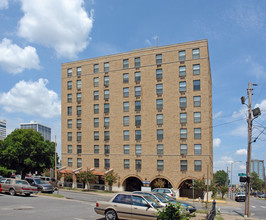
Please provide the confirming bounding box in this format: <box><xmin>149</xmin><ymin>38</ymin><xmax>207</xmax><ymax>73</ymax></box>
<box><xmin>25</xmin><ymin>193</ymin><xmax>31</xmax><ymax>197</ymax></box>
<box><xmin>9</xmin><ymin>188</ymin><xmax>16</xmax><ymax>196</ymax></box>
<box><xmin>105</xmin><ymin>209</ymin><xmax>117</xmax><ymax>220</ymax></box>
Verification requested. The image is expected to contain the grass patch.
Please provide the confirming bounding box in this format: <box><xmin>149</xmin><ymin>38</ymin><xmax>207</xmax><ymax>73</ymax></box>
<box><xmin>195</xmin><ymin>209</ymin><xmax>209</xmax><ymax>214</ymax></box>
<box><xmin>40</xmin><ymin>193</ymin><xmax>64</xmax><ymax>198</ymax></box>
<box><xmin>214</xmin><ymin>216</ymin><xmax>224</xmax><ymax>220</ymax></box>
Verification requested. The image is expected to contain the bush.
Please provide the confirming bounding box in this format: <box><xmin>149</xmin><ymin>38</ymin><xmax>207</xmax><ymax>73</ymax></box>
<box><xmin>157</xmin><ymin>203</ymin><xmax>192</xmax><ymax>220</ymax></box>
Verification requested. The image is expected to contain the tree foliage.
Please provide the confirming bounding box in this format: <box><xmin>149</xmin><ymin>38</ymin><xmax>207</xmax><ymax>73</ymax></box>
<box><xmin>0</xmin><ymin>129</ymin><xmax>55</xmax><ymax>177</ymax></box>
<box><xmin>219</xmin><ymin>185</ymin><xmax>229</xmax><ymax>199</ymax></box>
<box><xmin>76</xmin><ymin>170</ymin><xmax>97</xmax><ymax>184</ymax></box>
<box><xmin>103</xmin><ymin>171</ymin><xmax>119</xmax><ymax>192</ymax></box>
<box><xmin>251</xmin><ymin>172</ymin><xmax>264</xmax><ymax>191</ymax></box>
<box><xmin>157</xmin><ymin>202</ymin><xmax>192</xmax><ymax>220</ymax></box>
<box><xmin>214</xmin><ymin>170</ymin><xmax>228</xmax><ymax>186</ymax></box>
<box><xmin>153</xmin><ymin>178</ymin><xmax>166</xmax><ymax>188</ymax></box>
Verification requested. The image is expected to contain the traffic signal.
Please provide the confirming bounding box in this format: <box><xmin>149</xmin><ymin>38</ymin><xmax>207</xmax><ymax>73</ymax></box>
<box><xmin>240</xmin><ymin>176</ymin><xmax>250</xmax><ymax>183</ymax></box>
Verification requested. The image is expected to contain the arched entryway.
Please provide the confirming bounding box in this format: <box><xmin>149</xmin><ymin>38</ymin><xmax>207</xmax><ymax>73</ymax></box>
<box><xmin>179</xmin><ymin>179</ymin><xmax>203</xmax><ymax>199</ymax></box>
<box><xmin>123</xmin><ymin>176</ymin><xmax>143</xmax><ymax>191</ymax></box>
<box><xmin>150</xmin><ymin>178</ymin><xmax>173</xmax><ymax>189</ymax></box>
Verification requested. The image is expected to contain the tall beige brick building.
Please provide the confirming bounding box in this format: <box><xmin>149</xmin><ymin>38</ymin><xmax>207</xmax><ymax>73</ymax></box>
<box><xmin>61</xmin><ymin>39</ymin><xmax>213</xmax><ymax>196</ymax></box>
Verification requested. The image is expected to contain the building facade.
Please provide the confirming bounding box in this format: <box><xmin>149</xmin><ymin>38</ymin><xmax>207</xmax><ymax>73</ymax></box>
<box><xmin>20</xmin><ymin>122</ymin><xmax>51</xmax><ymax>141</ymax></box>
<box><xmin>0</xmin><ymin>120</ymin><xmax>6</xmax><ymax>140</ymax></box>
<box><xmin>251</xmin><ymin>159</ymin><xmax>265</xmax><ymax>181</ymax></box>
<box><xmin>61</xmin><ymin>40</ymin><xmax>213</xmax><ymax>196</ymax></box>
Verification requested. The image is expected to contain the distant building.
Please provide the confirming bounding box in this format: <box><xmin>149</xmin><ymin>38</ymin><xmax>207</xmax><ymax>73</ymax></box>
<box><xmin>251</xmin><ymin>159</ymin><xmax>265</xmax><ymax>181</ymax></box>
<box><xmin>20</xmin><ymin>122</ymin><xmax>51</xmax><ymax>141</ymax></box>
<box><xmin>0</xmin><ymin>120</ymin><xmax>6</xmax><ymax>140</ymax></box>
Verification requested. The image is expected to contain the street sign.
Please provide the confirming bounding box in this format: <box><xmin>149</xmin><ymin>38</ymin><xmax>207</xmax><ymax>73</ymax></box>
<box><xmin>142</xmin><ymin>181</ymin><xmax>150</xmax><ymax>184</ymax></box>
<box><xmin>238</xmin><ymin>173</ymin><xmax>246</xmax><ymax>176</ymax></box>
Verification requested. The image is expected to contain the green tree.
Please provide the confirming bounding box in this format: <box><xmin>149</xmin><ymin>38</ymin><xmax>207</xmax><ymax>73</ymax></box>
<box><xmin>219</xmin><ymin>185</ymin><xmax>229</xmax><ymax>199</ymax></box>
<box><xmin>0</xmin><ymin>166</ymin><xmax>13</xmax><ymax>177</ymax></box>
<box><xmin>76</xmin><ymin>170</ymin><xmax>97</xmax><ymax>189</ymax></box>
<box><xmin>0</xmin><ymin>129</ymin><xmax>55</xmax><ymax>177</ymax></box>
<box><xmin>214</xmin><ymin>170</ymin><xmax>228</xmax><ymax>186</ymax></box>
<box><xmin>103</xmin><ymin>171</ymin><xmax>119</xmax><ymax>192</ymax></box>
<box><xmin>153</xmin><ymin>178</ymin><xmax>166</xmax><ymax>188</ymax></box>
<box><xmin>251</xmin><ymin>172</ymin><xmax>264</xmax><ymax>191</ymax></box>
<box><xmin>157</xmin><ymin>202</ymin><xmax>192</xmax><ymax>220</ymax></box>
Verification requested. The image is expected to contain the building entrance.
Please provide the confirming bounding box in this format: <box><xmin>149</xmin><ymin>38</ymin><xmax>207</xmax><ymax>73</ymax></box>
<box><xmin>123</xmin><ymin>177</ymin><xmax>143</xmax><ymax>191</ymax></box>
<box><xmin>179</xmin><ymin>179</ymin><xmax>203</xmax><ymax>199</ymax></box>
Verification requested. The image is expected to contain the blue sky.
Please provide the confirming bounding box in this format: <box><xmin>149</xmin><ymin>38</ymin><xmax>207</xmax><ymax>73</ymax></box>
<box><xmin>0</xmin><ymin>0</ymin><xmax>265</xmax><ymax>184</ymax></box>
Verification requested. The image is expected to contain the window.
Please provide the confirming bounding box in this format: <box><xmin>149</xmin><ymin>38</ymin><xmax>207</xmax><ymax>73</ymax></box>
<box><xmin>123</xmin><ymin>101</ymin><xmax>129</xmax><ymax>112</ymax></box>
<box><xmin>157</xmin><ymin>160</ymin><xmax>164</xmax><ymax>170</ymax></box>
<box><xmin>124</xmin><ymin>145</ymin><xmax>130</xmax><ymax>154</ymax></box>
<box><xmin>67</xmin><ymin>94</ymin><xmax>72</xmax><ymax>102</ymax></box>
<box><xmin>180</xmin><ymin>128</ymin><xmax>187</xmax><ymax>139</ymax></box>
<box><xmin>94</xmin><ymin>104</ymin><xmax>99</xmax><ymax>114</ymax></box>
<box><xmin>77</xmin><ymin>80</ymin><xmax>81</xmax><ymax>89</ymax></box>
<box><xmin>67</xmin><ymin>81</ymin><xmax>72</xmax><ymax>89</ymax></box>
<box><xmin>123</xmin><ymin>73</ymin><xmax>129</xmax><ymax>83</ymax></box>
<box><xmin>156</xmin><ymin>54</ymin><xmax>162</xmax><ymax>64</ymax></box>
<box><xmin>194</xmin><ymin>144</ymin><xmax>202</xmax><ymax>155</ymax></box>
<box><xmin>124</xmin><ymin>130</ymin><xmax>129</xmax><ymax>141</ymax></box>
<box><xmin>192</xmin><ymin>48</ymin><xmax>200</xmax><ymax>59</ymax></box>
<box><xmin>123</xmin><ymin>87</ymin><xmax>129</xmax><ymax>97</ymax></box>
<box><xmin>94</xmin><ymin>77</ymin><xmax>99</xmax><ymax>87</ymax></box>
<box><xmin>67</xmin><ymin>145</ymin><xmax>72</xmax><ymax>153</ymax></box>
<box><xmin>67</xmin><ymin>107</ymin><xmax>72</xmax><ymax>115</ymax></box>
<box><xmin>181</xmin><ymin>160</ymin><xmax>187</xmax><ymax>171</ymax></box>
<box><xmin>104</xmin><ymin>76</ymin><xmax>109</xmax><ymax>86</ymax></box>
<box><xmin>94</xmin><ymin>118</ymin><xmax>99</xmax><ymax>127</ymax></box>
<box><xmin>67</xmin><ymin>132</ymin><xmax>72</xmax><ymax>141</ymax></box>
<box><xmin>104</xmin><ymin>159</ymin><xmax>110</xmax><ymax>168</ymax></box>
<box><xmin>124</xmin><ymin>159</ymin><xmax>130</xmax><ymax>169</ymax></box>
<box><xmin>77</xmin><ymin>145</ymin><xmax>82</xmax><ymax>154</ymax></box>
<box><xmin>135</xmin><ymin>86</ymin><xmax>141</xmax><ymax>97</ymax></box>
<box><xmin>104</xmin><ymin>131</ymin><xmax>110</xmax><ymax>141</ymax></box>
<box><xmin>179</xmin><ymin>81</ymin><xmax>186</xmax><ymax>92</ymax></box>
<box><xmin>193</xmin><ymin>64</ymin><xmax>200</xmax><ymax>75</ymax></box>
<box><xmin>179</xmin><ymin>50</ymin><xmax>186</xmax><ymax>61</ymax></box>
<box><xmin>135</xmin><ymin>145</ymin><xmax>141</xmax><ymax>155</ymax></box>
<box><xmin>180</xmin><ymin>97</ymin><xmax>187</xmax><ymax>108</ymax></box>
<box><xmin>94</xmin><ymin>64</ymin><xmax>99</xmax><ymax>73</ymax></box>
<box><xmin>193</xmin><ymin>80</ymin><xmax>200</xmax><ymax>91</ymax></box>
<box><xmin>94</xmin><ymin>145</ymin><xmax>99</xmax><ymax>154</ymax></box>
<box><xmin>157</xmin><ymin>114</ymin><xmax>163</xmax><ymax>125</ymax></box>
<box><xmin>180</xmin><ymin>144</ymin><xmax>187</xmax><ymax>155</ymax></box>
<box><xmin>104</xmin><ymin>89</ymin><xmax>109</xmax><ymax>99</ymax></box>
<box><xmin>193</xmin><ymin>96</ymin><xmax>201</xmax><ymax>107</ymax></box>
<box><xmin>194</xmin><ymin>112</ymin><xmax>201</xmax><ymax>123</ymax></box>
<box><xmin>77</xmin><ymin>67</ymin><xmax>81</xmax><ymax>76</ymax></box>
<box><xmin>104</xmin><ymin>103</ymin><xmax>109</xmax><ymax>113</ymax></box>
<box><xmin>67</xmin><ymin>68</ymin><xmax>72</xmax><ymax>77</ymax></box>
<box><xmin>136</xmin><ymin>159</ymin><xmax>141</xmax><ymax>169</ymax></box>
<box><xmin>94</xmin><ymin>131</ymin><xmax>99</xmax><ymax>140</ymax></box>
<box><xmin>180</xmin><ymin>113</ymin><xmax>187</xmax><ymax>123</ymax></box>
<box><xmin>157</xmin><ymin>129</ymin><xmax>163</xmax><ymax>140</ymax></box>
<box><xmin>194</xmin><ymin>128</ymin><xmax>201</xmax><ymax>139</ymax></box>
<box><xmin>179</xmin><ymin>66</ymin><xmax>186</xmax><ymax>77</ymax></box>
<box><xmin>157</xmin><ymin>99</ymin><xmax>163</xmax><ymax>110</ymax></box>
<box><xmin>135</xmin><ymin>72</ymin><xmax>141</xmax><ymax>82</ymax></box>
<box><xmin>124</xmin><ymin>116</ymin><xmax>129</xmax><ymax>126</ymax></box>
<box><xmin>135</xmin><ymin>57</ymin><xmax>140</xmax><ymax>67</ymax></box>
<box><xmin>104</xmin><ymin>117</ymin><xmax>110</xmax><ymax>127</ymax></box>
<box><xmin>94</xmin><ymin>91</ymin><xmax>99</xmax><ymax>100</ymax></box>
<box><xmin>94</xmin><ymin>159</ymin><xmax>99</xmax><ymax>168</ymax></box>
<box><xmin>68</xmin><ymin>158</ymin><xmax>72</xmax><ymax>167</ymax></box>
<box><xmin>135</xmin><ymin>101</ymin><xmax>141</xmax><ymax>111</ymax></box>
<box><xmin>67</xmin><ymin>119</ymin><xmax>72</xmax><ymax>128</ymax></box>
<box><xmin>194</xmin><ymin>160</ymin><xmax>202</xmax><ymax>171</ymax></box>
<box><xmin>156</xmin><ymin>69</ymin><xmax>162</xmax><ymax>80</ymax></box>
<box><xmin>123</xmin><ymin>59</ymin><xmax>129</xmax><ymax>69</ymax></box>
<box><xmin>77</xmin><ymin>132</ymin><xmax>82</xmax><ymax>141</ymax></box>
<box><xmin>135</xmin><ymin>130</ymin><xmax>141</xmax><ymax>140</ymax></box>
<box><xmin>156</xmin><ymin>84</ymin><xmax>163</xmax><ymax>95</ymax></box>
<box><xmin>104</xmin><ymin>145</ymin><xmax>110</xmax><ymax>154</ymax></box>
<box><xmin>77</xmin><ymin>93</ymin><xmax>82</xmax><ymax>102</ymax></box>
<box><xmin>77</xmin><ymin>106</ymin><xmax>81</xmax><ymax>115</ymax></box>
<box><xmin>77</xmin><ymin>119</ymin><xmax>82</xmax><ymax>128</ymax></box>
<box><xmin>104</xmin><ymin>62</ymin><xmax>109</xmax><ymax>72</ymax></box>
<box><xmin>157</xmin><ymin>144</ymin><xmax>164</xmax><ymax>155</ymax></box>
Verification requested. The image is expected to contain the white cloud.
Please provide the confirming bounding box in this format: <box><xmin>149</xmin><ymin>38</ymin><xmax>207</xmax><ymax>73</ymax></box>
<box><xmin>245</xmin><ymin>57</ymin><xmax>266</xmax><ymax>80</ymax></box>
<box><xmin>0</xmin><ymin>0</ymin><xmax>8</xmax><ymax>10</ymax></box>
<box><xmin>214</xmin><ymin>156</ymin><xmax>233</xmax><ymax>170</ymax></box>
<box><xmin>18</xmin><ymin>0</ymin><xmax>93</xmax><ymax>59</ymax></box>
<box><xmin>213</xmin><ymin>111</ymin><xmax>222</xmax><ymax>119</ymax></box>
<box><xmin>235</xmin><ymin>149</ymin><xmax>247</xmax><ymax>155</ymax></box>
<box><xmin>0</xmin><ymin>38</ymin><xmax>40</xmax><ymax>74</ymax></box>
<box><xmin>213</xmin><ymin>138</ymin><xmax>221</xmax><ymax>147</ymax></box>
<box><xmin>230</xmin><ymin>125</ymin><xmax>247</xmax><ymax>137</ymax></box>
<box><xmin>0</xmin><ymin>79</ymin><xmax>60</xmax><ymax>118</ymax></box>
<box><xmin>239</xmin><ymin>165</ymin><xmax>246</xmax><ymax>171</ymax></box>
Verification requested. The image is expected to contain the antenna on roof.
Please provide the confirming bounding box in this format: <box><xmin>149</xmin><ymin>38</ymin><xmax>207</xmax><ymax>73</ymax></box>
<box><xmin>154</xmin><ymin>35</ymin><xmax>159</xmax><ymax>47</ymax></box>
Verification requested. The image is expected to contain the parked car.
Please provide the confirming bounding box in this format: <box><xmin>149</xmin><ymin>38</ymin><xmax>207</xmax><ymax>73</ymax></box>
<box><xmin>0</xmin><ymin>178</ymin><xmax>38</xmax><ymax>196</ymax></box>
<box><xmin>25</xmin><ymin>177</ymin><xmax>54</xmax><ymax>193</ymax></box>
<box><xmin>95</xmin><ymin>193</ymin><xmax>163</xmax><ymax>220</ymax></box>
<box><xmin>40</xmin><ymin>176</ymin><xmax>57</xmax><ymax>188</ymax></box>
<box><xmin>258</xmin><ymin>193</ymin><xmax>265</xmax><ymax>198</ymax></box>
<box><xmin>151</xmin><ymin>188</ymin><xmax>176</xmax><ymax>198</ymax></box>
<box><xmin>235</xmin><ymin>192</ymin><xmax>246</xmax><ymax>202</ymax></box>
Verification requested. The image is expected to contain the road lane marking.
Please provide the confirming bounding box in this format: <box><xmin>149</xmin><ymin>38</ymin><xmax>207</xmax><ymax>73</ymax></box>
<box><xmin>261</xmin><ymin>206</ymin><xmax>266</xmax><ymax>209</ymax></box>
<box><xmin>251</xmin><ymin>206</ymin><xmax>256</xmax><ymax>208</ymax></box>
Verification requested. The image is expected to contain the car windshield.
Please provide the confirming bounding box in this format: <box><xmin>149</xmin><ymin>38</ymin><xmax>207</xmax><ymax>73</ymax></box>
<box><xmin>34</xmin><ymin>178</ymin><xmax>46</xmax><ymax>184</ymax></box>
<box><xmin>15</xmin><ymin>180</ymin><xmax>29</xmax><ymax>185</ymax></box>
<box><xmin>153</xmin><ymin>193</ymin><xmax>168</xmax><ymax>203</ymax></box>
<box><xmin>158</xmin><ymin>192</ymin><xmax>176</xmax><ymax>201</ymax></box>
<box><xmin>238</xmin><ymin>193</ymin><xmax>245</xmax><ymax>195</ymax></box>
<box><xmin>143</xmin><ymin>195</ymin><xmax>163</xmax><ymax>208</ymax></box>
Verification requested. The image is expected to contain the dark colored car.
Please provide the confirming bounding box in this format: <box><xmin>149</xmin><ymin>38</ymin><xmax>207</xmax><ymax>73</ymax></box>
<box><xmin>25</xmin><ymin>177</ymin><xmax>54</xmax><ymax>193</ymax></box>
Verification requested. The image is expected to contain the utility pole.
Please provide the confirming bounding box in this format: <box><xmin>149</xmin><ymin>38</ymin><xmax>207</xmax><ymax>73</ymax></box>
<box><xmin>226</xmin><ymin>166</ymin><xmax>229</xmax><ymax>198</ymax></box>
<box><xmin>55</xmin><ymin>135</ymin><xmax>58</xmax><ymax>194</ymax></box>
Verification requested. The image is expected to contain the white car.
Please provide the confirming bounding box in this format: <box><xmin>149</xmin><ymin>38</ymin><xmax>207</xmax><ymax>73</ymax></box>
<box><xmin>151</xmin><ymin>188</ymin><xmax>176</xmax><ymax>198</ymax></box>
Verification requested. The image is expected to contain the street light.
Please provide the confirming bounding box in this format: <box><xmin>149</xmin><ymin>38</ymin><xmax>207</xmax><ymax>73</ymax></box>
<box><xmin>230</xmin><ymin>161</ymin><xmax>242</xmax><ymax>199</ymax></box>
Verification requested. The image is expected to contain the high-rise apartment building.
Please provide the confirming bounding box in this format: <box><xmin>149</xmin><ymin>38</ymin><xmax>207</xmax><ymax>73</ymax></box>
<box><xmin>0</xmin><ymin>120</ymin><xmax>6</xmax><ymax>140</ymax></box>
<box><xmin>20</xmin><ymin>122</ymin><xmax>51</xmax><ymax>141</ymax></box>
<box><xmin>61</xmin><ymin>40</ymin><xmax>213</xmax><ymax>196</ymax></box>
<box><xmin>251</xmin><ymin>159</ymin><xmax>265</xmax><ymax>181</ymax></box>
